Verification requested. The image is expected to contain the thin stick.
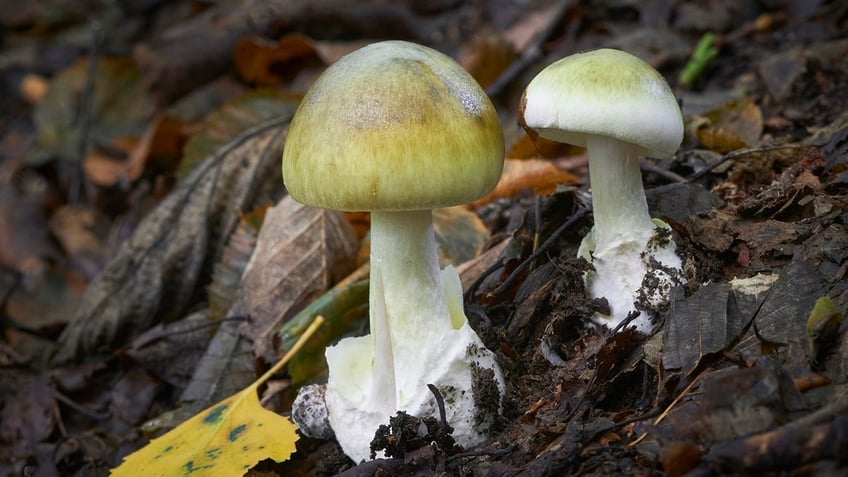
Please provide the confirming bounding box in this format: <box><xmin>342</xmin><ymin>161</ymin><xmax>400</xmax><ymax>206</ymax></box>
<box><xmin>252</xmin><ymin>315</ymin><xmax>325</xmax><ymax>390</ymax></box>
<box><xmin>489</xmin><ymin>208</ymin><xmax>587</xmax><ymax>296</ymax></box>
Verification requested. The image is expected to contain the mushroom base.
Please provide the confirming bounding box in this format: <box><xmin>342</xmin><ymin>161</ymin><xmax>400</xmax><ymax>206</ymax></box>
<box><xmin>579</xmin><ymin>221</ymin><xmax>685</xmax><ymax>332</ymax></box>
<box><xmin>324</xmin><ymin>266</ymin><xmax>504</xmax><ymax>463</ymax></box>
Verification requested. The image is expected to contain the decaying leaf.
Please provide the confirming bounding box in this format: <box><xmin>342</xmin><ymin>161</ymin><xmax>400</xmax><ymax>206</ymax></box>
<box><xmin>664</xmin><ymin>284</ymin><xmax>733</xmax><ymax>374</ymax></box>
<box><xmin>806</xmin><ymin>295</ymin><xmax>844</xmax><ymax>367</ymax></box>
<box><xmin>0</xmin><ymin>190</ymin><xmax>56</xmax><ymax>278</ymax></box>
<box><xmin>54</xmin><ymin>118</ymin><xmax>290</xmax><ymax>363</ymax></box>
<box><xmin>31</xmin><ymin>57</ymin><xmax>151</xmax><ymax>165</ymax></box>
<box><xmin>146</xmin><ymin>313</ymin><xmax>255</xmax><ymax>435</ymax></box>
<box><xmin>125</xmin><ymin>310</ymin><xmax>218</xmax><ymax>391</ymax></box>
<box><xmin>84</xmin><ymin>115</ymin><xmax>186</xmax><ymax>187</ymax></box>
<box><xmin>179</xmin><ymin>89</ymin><xmax>301</xmax><ymax>179</ymax></box>
<box><xmin>234</xmin><ymin>33</ymin><xmax>323</xmax><ymax>86</ymax></box>
<box><xmin>507</xmin><ymin>132</ymin><xmax>582</xmax><ymax>160</ymax></box>
<box><xmin>239</xmin><ymin>196</ymin><xmax>358</xmax><ymax>363</ymax></box>
<box><xmin>695</xmin><ymin>98</ymin><xmax>763</xmax><ymax>154</ymax></box>
<box><xmin>5</xmin><ymin>264</ymin><xmax>86</xmax><ymax>332</ymax></box>
<box><xmin>0</xmin><ymin>371</ymin><xmax>54</xmax><ymax>462</ymax></box>
<box><xmin>473</xmin><ymin>159</ymin><xmax>579</xmax><ymax>207</ymax></box>
<box><xmin>110</xmin><ymin>317</ymin><xmax>324</xmax><ymax>477</ymax></box>
<box><xmin>208</xmin><ymin>208</ymin><xmax>265</xmax><ymax>321</ymax></box>
<box><xmin>734</xmin><ymin>259</ymin><xmax>831</xmax><ymax>373</ymax></box>
<box><xmin>433</xmin><ymin>206</ymin><xmax>490</xmax><ymax>266</ymax></box>
<box><xmin>460</xmin><ymin>35</ymin><xmax>516</xmax><ymax>89</ymax></box>
<box><xmin>663</xmin><ymin>273</ymin><xmax>779</xmax><ymax>374</ymax></box>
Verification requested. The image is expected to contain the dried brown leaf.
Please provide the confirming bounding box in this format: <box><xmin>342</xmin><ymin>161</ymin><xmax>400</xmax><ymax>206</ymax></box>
<box><xmin>508</xmin><ymin>132</ymin><xmax>582</xmax><ymax>160</ymax></box>
<box><xmin>460</xmin><ymin>35</ymin><xmax>516</xmax><ymax>89</ymax></box>
<box><xmin>208</xmin><ymin>209</ymin><xmax>264</xmax><ymax>321</ymax></box>
<box><xmin>0</xmin><ymin>371</ymin><xmax>53</xmax><ymax>462</ymax></box>
<box><xmin>234</xmin><ymin>33</ymin><xmax>323</xmax><ymax>87</ymax></box>
<box><xmin>239</xmin><ymin>196</ymin><xmax>358</xmax><ymax>363</ymax></box>
<box><xmin>54</xmin><ymin>118</ymin><xmax>290</xmax><ymax>363</ymax></box>
<box><xmin>32</xmin><ymin>57</ymin><xmax>151</xmax><ymax>165</ymax></box>
<box><xmin>48</xmin><ymin>205</ymin><xmax>111</xmax><ymax>281</ymax></box>
<box><xmin>125</xmin><ymin>310</ymin><xmax>217</xmax><ymax>391</ymax></box>
<box><xmin>0</xmin><ymin>191</ymin><xmax>55</xmax><ymax>277</ymax></box>
<box><xmin>178</xmin><ymin>312</ymin><xmax>256</xmax><ymax>412</ymax></box>
<box><xmin>474</xmin><ymin>158</ymin><xmax>578</xmax><ymax>207</ymax></box>
<box><xmin>433</xmin><ymin>206</ymin><xmax>489</xmax><ymax>267</ymax></box>
<box><xmin>5</xmin><ymin>264</ymin><xmax>86</xmax><ymax>332</ymax></box>
<box><xmin>696</xmin><ymin>98</ymin><xmax>763</xmax><ymax>153</ymax></box>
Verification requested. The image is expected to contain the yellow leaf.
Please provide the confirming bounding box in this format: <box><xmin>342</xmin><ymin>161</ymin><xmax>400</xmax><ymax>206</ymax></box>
<box><xmin>111</xmin><ymin>316</ymin><xmax>325</xmax><ymax>477</ymax></box>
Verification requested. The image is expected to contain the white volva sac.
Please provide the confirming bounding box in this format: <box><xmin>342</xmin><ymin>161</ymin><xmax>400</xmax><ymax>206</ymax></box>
<box><xmin>325</xmin><ymin>258</ymin><xmax>504</xmax><ymax>463</ymax></box>
<box><xmin>520</xmin><ymin>48</ymin><xmax>686</xmax><ymax>331</ymax></box>
<box><xmin>282</xmin><ymin>41</ymin><xmax>506</xmax><ymax>462</ymax></box>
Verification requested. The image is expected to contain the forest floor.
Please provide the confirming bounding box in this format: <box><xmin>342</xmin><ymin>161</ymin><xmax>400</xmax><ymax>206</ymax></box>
<box><xmin>1</xmin><ymin>1</ymin><xmax>847</xmax><ymax>476</ymax></box>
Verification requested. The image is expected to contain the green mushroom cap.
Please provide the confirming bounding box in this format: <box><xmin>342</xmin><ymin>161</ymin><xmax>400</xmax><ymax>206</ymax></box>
<box><xmin>520</xmin><ymin>48</ymin><xmax>683</xmax><ymax>158</ymax></box>
<box><xmin>283</xmin><ymin>40</ymin><xmax>505</xmax><ymax>212</ymax></box>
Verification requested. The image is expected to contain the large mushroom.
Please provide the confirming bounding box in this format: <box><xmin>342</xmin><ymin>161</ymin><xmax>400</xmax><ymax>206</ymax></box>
<box><xmin>282</xmin><ymin>40</ymin><xmax>506</xmax><ymax>463</ymax></box>
<box><xmin>519</xmin><ymin>48</ymin><xmax>686</xmax><ymax>332</ymax></box>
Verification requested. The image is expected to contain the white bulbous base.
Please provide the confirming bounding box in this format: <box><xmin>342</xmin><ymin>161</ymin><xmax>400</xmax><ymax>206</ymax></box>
<box><xmin>579</xmin><ymin>221</ymin><xmax>684</xmax><ymax>332</ymax></box>
<box><xmin>324</xmin><ymin>265</ymin><xmax>504</xmax><ymax>464</ymax></box>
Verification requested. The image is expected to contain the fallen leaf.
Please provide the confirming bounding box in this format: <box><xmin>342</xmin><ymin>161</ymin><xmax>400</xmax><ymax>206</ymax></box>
<box><xmin>460</xmin><ymin>35</ymin><xmax>516</xmax><ymax>89</ymax></box>
<box><xmin>474</xmin><ymin>158</ymin><xmax>578</xmax><ymax>207</ymax></box>
<box><xmin>736</xmin><ymin>260</ymin><xmax>830</xmax><ymax>372</ymax></box>
<box><xmin>125</xmin><ymin>310</ymin><xmax>218</xmax><ymax>391</ymax></box>
<box><xmin>503</xmin><ymin>2</ymin><xmax>563</xmax><ymax>52</ymax></box>
<box><xmin>48</xmin><ymin>205</ymin><xmax>110</xmax><ymax>280</ymax></box>
<box><xmin>110</xmin><ymin>317</ymin><xmax>324</xmax><ymax>477</ymax></box>
<box><xmin>0</xmin><ymin>371</ymin><xmax>53</xmax><ymax>462</ymax></box>
<box><xmin>234</xmin><ymin>33</ymin><xmax>323</xmax><ymax>87</ymax></box>
<box><xmin>32</xmin><ymin>57</ymin><xmax>151</xmax><ymax>165</ymax></box>
<box><xmin>5</xmin><ymin>264</ymin><xmax>86</xmax><ymax>332</ymax></box>
<box><xmin>758</xmin><ymin>46</ymin><xmax>807</xmax><ymax>100</ymax></box>
<box><xmin>433</xmin><ymin>207</ymin><xmax>490</xmax><ymax>266</ymax></box>
<box><xmin>55</xmin><ymin>118</ymin><xmax>290</xmax><ymax>363</ymax></box>
<box><xmin>208</xmin><ymin>208</ymin><xmax>264</xmax><ymax>321</ymax></box>
<box><xmin>695</xmin><ymin>98</ymin><xmax>763</xmax><ymax>153</ymax></box>
<box><xmin>82</xmin><ymin>136</ymin><xmax>141</xmax><ymax>186</ymax></box>
<box><xmin>18</xmin><ymin>73</ymin><xmax>48</xmax><ymax>104</ymax></box>
<box><xmin>239</xmin><ymin>196</ymin><xmax>359</xmax><ymax>363</ymax></box>
<box><xmin>174</xmin><ymin>315</ymin><xmax>256</xmax><ymax>426</ymax></box>
<box><xmin>0</xmin><ymin>190</ymin><xmax>56</xmax><ymax>277</ymax></box>
<box><xmin>508</xmin><ymin>132</ymin><xmax>582</xmax><ymax>160</ymax></box>
<box><xmin>179</xmin><ymin>89</ymin><xmax>301</xmax><ymax>179</ymax></box>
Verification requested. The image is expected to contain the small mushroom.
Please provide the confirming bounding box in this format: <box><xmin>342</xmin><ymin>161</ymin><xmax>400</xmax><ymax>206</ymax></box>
<box><xmin>283</xmin><ymin>40</ymin><xmax>506</xmax><ymax>463</ymax></box>
<box><xmin>519</xmin><ymin>48</ymin><xmax>686</xmax><ymax>332</ymax></box>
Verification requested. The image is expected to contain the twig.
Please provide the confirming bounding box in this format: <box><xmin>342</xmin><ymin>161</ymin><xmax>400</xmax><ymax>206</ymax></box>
<box><xmin>686</xmin><ymin>144</ymin><xmax>806</xmax><ymax>182</ymax></box>
<box><xmin>70</xmin><ymin>17</ymin><xmax>101</xmax><ymax>204</ymax></box>
<box><xmin>489</xmin><ymin>208</ymin><xmax>588</xmax><ymax>297</ymax></box>
<box><xmin>640</xmin><ymin>158</ymin><xmax>687</xmax><ymax>183</ymax></box>
<box><xmin>485</xmin><ymin>0</ymin><xmax>573</xmax><ymax>97</ymax></box>
<box><xmin>53</xmin><ymin>389</ymin><xmax>112</xmax><ymax>420</ymax></box>
<box><xmin>427</xmin><ymin>384</ymin><xmax>448</xmax><ymax>429</ymax></box>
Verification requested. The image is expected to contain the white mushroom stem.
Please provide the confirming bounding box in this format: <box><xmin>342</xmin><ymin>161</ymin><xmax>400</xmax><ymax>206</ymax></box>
<box><xmin>368</xmin><ymin>210</ymin><xmax>455</xmax><ymax>399</ymax></box>
<box><xmin>323</xmin><ymin>209</ymin><xmax>504</xmax><ymax>463</ymax></box>
<box><xmin>578</xmin><ymin>134</ymin><xmax>683</xmax><ymax>332</ymax></box>
<box><xmin>584</xmin><ymin>134</ymin><xmax>655</xmax><ymax>253</ymax></box>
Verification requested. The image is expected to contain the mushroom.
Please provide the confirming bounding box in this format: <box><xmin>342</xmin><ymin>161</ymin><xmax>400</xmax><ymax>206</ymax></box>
<box><xmin>282</xmin><ymin>40</ymin><xmax>506</xmax><ymax>463</ymax></box>
<box><xmin>519</xmin><ymin>48</ymin><xmax>685</xmax><ymax>332</ymax></box>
